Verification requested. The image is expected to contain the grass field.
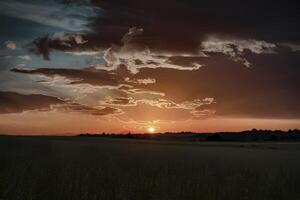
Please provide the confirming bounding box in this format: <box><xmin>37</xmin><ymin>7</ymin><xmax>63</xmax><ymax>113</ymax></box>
<box><xmin>0</xmin><ymin>136</ymin><xmax>300</xmax><ymax>200</ymax></box>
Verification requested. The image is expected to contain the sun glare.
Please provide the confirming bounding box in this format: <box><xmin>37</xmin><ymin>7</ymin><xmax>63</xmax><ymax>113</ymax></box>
<box><xmin>147</xmin><ymin>127</ymin><xmax>156</xmax><ymax>133</ymax></box>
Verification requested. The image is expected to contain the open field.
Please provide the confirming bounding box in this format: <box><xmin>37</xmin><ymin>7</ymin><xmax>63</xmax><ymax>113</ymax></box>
<box><xmin>0</xmin><ymin>136</ymin><xmax>300</xmax><ymax>200</ymax></box>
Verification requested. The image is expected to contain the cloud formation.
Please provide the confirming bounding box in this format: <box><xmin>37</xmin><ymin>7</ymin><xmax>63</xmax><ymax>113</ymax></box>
<box><xmin>4</xmin><ymin>41</ymin><xmax>16</xmax><ymax>50</ymax></box>
<box><xmin>100</xmin><ymin>27</ymin><xmax>203</xmax><ymax>73</ymax></box>
<box><xmin>0</xmin><ymin>0</ymin><xmax>99</xmax><ymax>31</ymax></box>
<box><xmin>17</xmin><ymin>55</ymin><xmax>32</xmax><ymax>61</ymax></box>
<box><xmin>10</xmin><ymin>48</ymin><xmax>300</xmax><ymax>119</ymax></box>
<box><xmin>31</xmin><ymin>32</ymin><xmax>90</xmax><ymax>60</ymax></box>
<box><xmin>58</xmin><ymin>102</ymin><xmax>122</xmax><ymax>116</ymax></box>
<box><xmin>279</xmin><ymin>43</ymin><xmax>300</xmax><ymax>52</ymax></box>
<box><xmin>86</xmin><ymin>0</ymin><xmax>300</xmax><ymax>53</ymax></box>
<box><xmin>200</xmin><ymin>36</ymin><xmax>276</xmax><ymax>67</ymax></box>
<box><xmin>1</xmin><ymin>0</ymin><xmax>300</xmax><ymax>133</ymax></box>
<box><xmin>0</xmin><ymin>91</ymin><xmax>123</xmax><ymax>117</ymax></box>
<box><xmin>0</xmin><ymin>91</ymin><xmax>63</xmax><ymax>114</ymax></box>
<box><xmin>130</xmin><ymin>52</ymin><xmax>300</xmax><ymax>118</ymax></box>
<box><xmin>11</xmin><ymin>66</ymin><xmax>128</xmax><ymax>86</ymax></box>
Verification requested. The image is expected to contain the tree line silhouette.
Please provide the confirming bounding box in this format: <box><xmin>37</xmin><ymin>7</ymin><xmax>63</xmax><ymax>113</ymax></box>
<box><xmin>78</xmin><ymin>129</ymin><xmax>300</xmax><ymax>142</ymax></box>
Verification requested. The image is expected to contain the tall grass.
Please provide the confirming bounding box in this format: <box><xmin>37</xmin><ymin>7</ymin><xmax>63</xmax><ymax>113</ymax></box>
<box><xmin>0</xmin><ymin>136</ymin><xmax>300</xmax><ymax>200</ymax></box>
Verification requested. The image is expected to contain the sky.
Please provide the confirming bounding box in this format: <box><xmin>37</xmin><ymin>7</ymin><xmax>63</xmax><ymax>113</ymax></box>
<box><xmin>0</xmin><ymin>0</ymin><xmax>300</xmax><ymax>134</ymax></box>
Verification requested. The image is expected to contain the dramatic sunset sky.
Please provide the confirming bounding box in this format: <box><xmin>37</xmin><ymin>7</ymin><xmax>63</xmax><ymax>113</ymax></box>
<box><xmin>0</xmin><ymin>0</ymin><xmax>299</xmax><ymax>134</ymax></box>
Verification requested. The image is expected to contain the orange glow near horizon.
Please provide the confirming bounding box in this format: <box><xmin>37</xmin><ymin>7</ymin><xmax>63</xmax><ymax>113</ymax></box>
<box><xmin>0</xmin><ymin>111</ymin><xmax>299</xmax><ymax>135</ymax></box>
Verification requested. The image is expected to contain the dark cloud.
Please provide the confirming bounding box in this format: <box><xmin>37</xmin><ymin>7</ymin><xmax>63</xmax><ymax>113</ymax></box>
<box><xmin>31</xmin><ymin>36</ymin><xmax>51</xmax><ymax>60</ymax></box>
<box><xmin>85</xmin><ymin>0</ymin><xmax>300</xmax><ymax>53</ymax></box>
<box><xmin>29</xmin><ymin>0</ymin><xmax>300</xmax><ymax>67</ymax></box>
<box><xmin>22</xmin><ymin>0</ymin><xmax>300</xmax><ymax>57</ymax></box>
<box><xmin>61</xmin><ymin>102</ymin><xmax>122</xmax><ymax>116</ymax></box>
<box><xmin>11</xmin><ymin>66</ymin><xmax>131</xmax><ymax>86</ymax></box>
<box><xmin>31</xmin><ymin>33</ymin><xmax>89</xmax><ymax>60</ymax></box>
<box><xmin>10</xmin><ymin>65</ymin><xmax>158</xmax><ymax>91</ymax></box>
<box><xmin>0</xmin><ymin>91</ymin><xmax>122</xmax><ymax>116</ymax></box>
<box><xmin>0</xmin><ymin>91</ymin><xmax>63</xmax><ymax>114</ymax></box>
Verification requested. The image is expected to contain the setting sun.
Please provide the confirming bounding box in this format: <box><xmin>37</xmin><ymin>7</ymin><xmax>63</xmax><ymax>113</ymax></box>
<box><xmin>147</xmin><ymin>127</ymin><xmax>156</xmax><ymax>133</ymax></box>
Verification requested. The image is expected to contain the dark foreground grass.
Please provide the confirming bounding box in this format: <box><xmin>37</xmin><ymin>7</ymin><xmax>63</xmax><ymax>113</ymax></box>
<box><xmin>0</xmin><ymin>136</ymin><xmax>300</xmax><ymax>200</ymax></box>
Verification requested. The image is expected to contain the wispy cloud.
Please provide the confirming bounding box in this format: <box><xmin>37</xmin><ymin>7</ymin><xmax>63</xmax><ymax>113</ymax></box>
<box><xmin>17</xmin><ymin>55</ymin><xmax>32</xmax><ymax>61</ymax></box>
<box><xmin>100</xmin><ymin>27</ymin><xmax>203</xmax><ymax>73</ymax></box>
<box><xmin>4</xmin><ymin>41</ymin><xmax>17</xmax><ymax>50</ymax></box>
<box><xmin>279</xmin><ymin>43</ymin><xmax>300</xmax><ymax>52</ymax></box>
<box><xmin>201</xmin><ymin>36</ymin><xmax>277</xmax><ymax>67</ymax></box>
<box><xmin>0</xmin><ymin>0</ymin><xmax>99</xmax><ymax>31</ymax></box>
